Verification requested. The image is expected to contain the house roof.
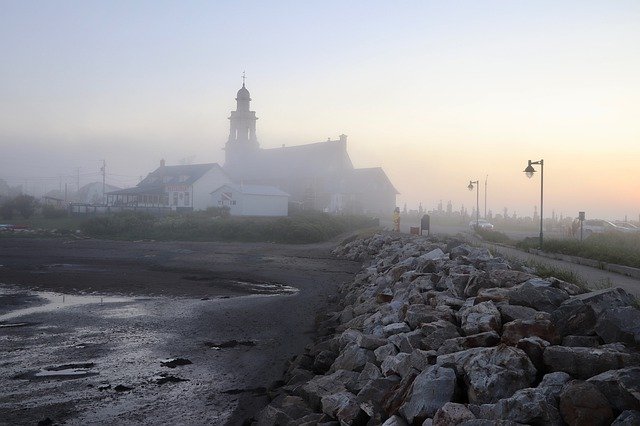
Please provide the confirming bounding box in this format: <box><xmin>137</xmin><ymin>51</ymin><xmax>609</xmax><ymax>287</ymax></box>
<box><xmin>107</xmin><ymin>185</ymin><xmax>165</xmax><ymax>196</ymax></box>
<box><xmin>212</xmin><ymin>184</ymin><xmax>289</xmax><ymax>197</ymax></box>
<box><xmin>346</xmin><ymin>167</ymin><xmax>400</xmax><ymax>195</ymax></box>
<box><xmin>139</xmin><ymin>163</ymin><xmax>226</xmax><ymax>187</ymax></box>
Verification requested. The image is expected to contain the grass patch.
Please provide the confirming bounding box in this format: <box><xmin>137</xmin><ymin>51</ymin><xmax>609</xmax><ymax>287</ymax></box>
<box><xmin>517</xmin><ymin>232</ymin><xmax>640</xmax><ymax>269</ymax></box>
<box><xmin>475</xmin><ymin>228</ymin><xmax>512</xmax><ymax>244</ymax></box>
<box><xmin>527</xmin><ymin>261</ymin><xmax>586</xmax><ymax>286</ymax></box>
<box><xmin>79</xmin><ymin>210</ymin><xmax>378</xmax><ymax>244</ymax></box>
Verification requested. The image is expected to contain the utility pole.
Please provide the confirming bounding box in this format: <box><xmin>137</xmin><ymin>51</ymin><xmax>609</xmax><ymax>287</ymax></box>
<box><xmin>484</xmin><ymin>175</ymin><xmax>488</xmax><ymax>219</ymax></box>
<box><xmin>76</xmin><ymin>167</ymin><xmax>81</xmax><ymax>193</ymax></box>
<box><xmin>100</xmin><ymin>160</ymin><xmax>106</xmax><ymax>204</ymax></box>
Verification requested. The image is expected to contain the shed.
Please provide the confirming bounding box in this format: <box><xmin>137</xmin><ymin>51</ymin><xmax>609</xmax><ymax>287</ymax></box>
<box><xmin>211</xmin><ymin>184</ymin><xmax>289</xmax><ymax>217</ymax></box>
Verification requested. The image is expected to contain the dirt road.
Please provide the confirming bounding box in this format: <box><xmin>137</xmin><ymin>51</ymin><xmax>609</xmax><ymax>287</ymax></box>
<box><xmin>0</xmin><ymin>237</ymin><xmax>360</xmax><ymax>425</ymax></box>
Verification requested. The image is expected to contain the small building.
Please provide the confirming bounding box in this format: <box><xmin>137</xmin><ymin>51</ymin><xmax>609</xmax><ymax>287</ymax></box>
<box><xmin>211</xmin><ymin>184</ymin><xmax>289</xmax><ymax>217</ymax></box>
<box><xmin>107</xmin><ymin>161</ymin><xmax>232</xmax><ymax>211</ymax></box>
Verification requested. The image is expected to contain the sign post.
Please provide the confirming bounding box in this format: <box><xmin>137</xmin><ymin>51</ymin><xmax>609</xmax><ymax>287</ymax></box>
<box><xmin>578</xmin><ymin>211</ymin><xmax>585</xmax><ymax>241</ymax></box>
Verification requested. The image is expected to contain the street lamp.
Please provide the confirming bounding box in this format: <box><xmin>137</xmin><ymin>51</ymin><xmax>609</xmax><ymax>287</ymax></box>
<box><xmin>468</xmin><ymin>180</ymin><xmax>479</xmax><ymax>229</ymax></box>
<box><xmin>524</xmin><ymin>159</ymin><xmax>544</xmax><ymax>248</ymax></box>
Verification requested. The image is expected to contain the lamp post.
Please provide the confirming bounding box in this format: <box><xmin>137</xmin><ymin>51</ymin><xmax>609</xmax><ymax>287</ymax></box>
<box><xmin>468</xmin><ymin>180</ymin><xmax>479</xmax><ymax>229</ymax></box>
<box><xmin>523</xmin><ymin>159</ymin><xmax>544</xmax><ymax>248</ymax></box>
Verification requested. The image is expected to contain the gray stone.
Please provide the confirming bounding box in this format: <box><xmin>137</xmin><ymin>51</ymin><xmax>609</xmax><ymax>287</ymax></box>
<box><xmin>497</xmin><ymin>304</ymin><xmax>543</xmax><ymax>323</ymax></box>
<box><xmin>501</xmin><ymin>318</ymin><xmax>560</xmax><ymax>346</ymax></box>
<box><xmin>330</xmin><ymin>344</ymin><xmax>376</xmax><ymax>373</ymax></box>
<box><xmin>374</xmin><ymin>342</ymin><xmax>399</xmax><ymax>363</ymax></box>
<box><xmin>388</xmin><ymin>329</ymin><xmax>425</xmax><ymax>353</ymax></box>
<box><xmin>469</xmin><ymin>386</ymin><xmax>563</xmax><ymax>425</ymax></box>
<box><xmin>587</xmin><ymin>367</ymin><xmax>640</xmax><ymax>412</ymax></box>
<box><xmin>314</xmin><ymin>350</ymin><xmax>337</xmax><ymax>374</ymax></box>
<box><xmin>543</xmin><ymin>346</ymin><xmax>640</xmax><ymax>379</ymax></box>
<box><xmin>404</xmin><ymin>304</ymin><xmax>443</xmax><ymax>329</ymax></box>
<box><xmin>398</xmin><ymin>365</ymin><xmax>458</xmax><ymax>424</ymax></box>
<box><xmin>612</xmin><ymin>410</ymin><xmax>640</xmax><ymax>425</ymax></box>
<box><xmin>509</xmin><ymin>281</ymin><xmax>569</xmax><ymax>313</ymax></box>
<box><xmin>433</xmin><ymin>402</ymin><xmax>476</xmax><ymax>426</ymax></box>
<box><xmin>384</xmin><ymin>322</ymin><xmax>412</xmax><ymax>337</ymax></box>
<box><xmin>595</xmin><ymin>306</ymin><xmax>640</xmax><ymax>348</ymax></box>
<box><xmin>420</xmin><ymin>320</ymin><xmax>460</xmax><ymax>351</ymax></box>
<box><xmin>381</xmin><ymin>352</ymin><xmax>415</xmax><ymax>378</ymax></box>
<box><xmin>382</xmin><ymin>415</ymin><xmax>409</xmax><ymax>426</ymax></box>
<box><xmin>459</xmin><ymin>301</ymin><xmax>502</xmax><ymax>335</ymax></box>
<box><xmin>437</xmin><ymin>331</ymin><xmax>501</xmax><ymax>355</ymax></box>
<box><xmin>474</xmin><ymin>287</ymin><xmax>510</xmax><ymax>304</ymax></box>
<box><xmin>320</xmin><ymin>391</ymin><xmax>367</xmax><ymax>425</ymax></box>
<box><xmin>559</xmin><ymin>380</ymin><xmax>614</xmax><ymax>426</ymax></box>
<box><xmin>298</xmin><ymin>369</ymin><xmax>359</xmax><ymax>410</ymax></box>
<box><xmin>253</xmin><ymin>395</ymin><xmax>314</xmax><ymax>426</ymax></box>
<box><xmin>573</xmin><ymin>287</ymin><xmax>637</xmax><ymax>316</ymax></box>
<box><xmin>357</xmin><ymin>376</ymin><xmax>401</xmax><ymax>420</ymax></box>
<box><xmin>357</xmin><ymin>333</ymin><xmax>388</xmax><ymax>350</ymax></box>
<box><xmin>562</xmin><ymin>335</ymin><xmax>602</xmax><ymax>347</ymax></box>
<box><xmin>357</xmin><ymin>362</ymin><xmax>382</xmax><ymax>387</ymax></box>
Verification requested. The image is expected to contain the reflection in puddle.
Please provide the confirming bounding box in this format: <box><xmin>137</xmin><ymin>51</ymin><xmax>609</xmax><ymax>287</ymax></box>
<box><xmin>0</xmin><ymin>286</ymin><xmax>132</xmax><ymax>322</ymax></box>
<box><xmin>17</xmin><ymin>363</ymin><xmax>99</xmax><ymax>380</ymax></box>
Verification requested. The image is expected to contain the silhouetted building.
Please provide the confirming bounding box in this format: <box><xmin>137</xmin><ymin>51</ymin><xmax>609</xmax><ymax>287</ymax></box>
<box><xmin>223</xmin><ymin>82</ymin><xmax>398</xmax><ymax>214</ymax></box>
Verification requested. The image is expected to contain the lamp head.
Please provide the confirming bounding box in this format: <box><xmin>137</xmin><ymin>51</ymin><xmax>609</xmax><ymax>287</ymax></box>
<box><xmin>524</xmin><ymin>161</ymin><xmax>536</xmax><ymax>179</ymax></box>
<box><xmin>468</xmin><ymin>181</ymin><xmax>474</xmax><ymax>191</ymax></box>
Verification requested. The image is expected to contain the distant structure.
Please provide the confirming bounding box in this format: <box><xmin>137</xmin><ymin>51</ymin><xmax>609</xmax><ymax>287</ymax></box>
<box><xmin>223</xmin><ymin>81</ymin><xmax>398</xmax><ymax>214</ymax></box>
<box><xmin>107</xmin><ymin>79</ymin><xmax>397</xmax><ymax>216</ymax></box>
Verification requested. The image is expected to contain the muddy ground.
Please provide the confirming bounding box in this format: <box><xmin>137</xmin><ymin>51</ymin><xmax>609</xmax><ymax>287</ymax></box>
<box><xmin>0</xmin><ymin>237</ymin><xmax>361</xmax><ymax>425</ymax></box>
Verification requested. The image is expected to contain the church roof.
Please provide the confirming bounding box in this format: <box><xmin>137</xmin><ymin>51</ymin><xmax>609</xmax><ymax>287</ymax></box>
<box><xmin>235</xmin><ymin>140</ymin><xmax>354</xmax><ymax>181</ymax></box>
<box><xmin>346</xmin><ymin>167</ymin><xmax>400</xmax><ymax>194</ymax></box>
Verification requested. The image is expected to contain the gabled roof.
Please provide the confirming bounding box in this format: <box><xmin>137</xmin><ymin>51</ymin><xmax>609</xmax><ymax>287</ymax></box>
<box><xmin>211</xmin><ymin>183</ymin><xmax>289</xmax><ymax>197</ymax></box>
<box><xmin>346</xmin><ymin>167</ymin><xmax>400</xmax><ymax>194</ymax></box>
<box><xmin>138</xmin><ymin>163</ymin><xmax>227</xmax><ymax>187</ymax></box>
<box><xmin>231</xmin><ymin>140</ymin><xmax>354</xmax><ymax>181</ymax></box>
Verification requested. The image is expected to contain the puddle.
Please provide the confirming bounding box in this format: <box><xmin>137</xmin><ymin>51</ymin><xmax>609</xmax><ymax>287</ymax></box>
<box><xmin>205</xmin><ymin>340</ymin><xmax>256</xmax><ymax>350</ymax></box>
<box><xmin>160</xmin><ymin>358</ymin><xmax>192</xmax><ymax>368</ymax></box>
<box><xmin>0</xmin><ymin>322</ymin><xmax>31</xmax><ymax>328</ymax></box>
<box><xmin>17</xmin><ymin>362</ymin><xmax>98</xmax><ymax>380</ymax></box>
<box><xmin>181</xmin><ymin>276</ymin><xmax>299</xmax><ymax>296</ymax></box>
<box><xmin>0</xmin><ymin>286</ymin><xmax>132</xmax><ymax>322</ymax></box>
<box><xmin>152</xmin><ymin>373</ymin><xmax>189</xmax><ymax>385</ymax></box>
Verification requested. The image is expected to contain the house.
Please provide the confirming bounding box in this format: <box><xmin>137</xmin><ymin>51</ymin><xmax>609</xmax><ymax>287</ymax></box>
<box><xmin>211</xmin><ymin>184</ymin><xmax>289</xmax><ymax>216</ymax></box>
<box><xmin>223</xmin><ymin>82</ymin><xmax>398</xmax><ymax>214</ymax></box>
<box><xmin>107</xmin><ymin>161</ymin><xmax>232</xmax><ymax>211</ymax></box>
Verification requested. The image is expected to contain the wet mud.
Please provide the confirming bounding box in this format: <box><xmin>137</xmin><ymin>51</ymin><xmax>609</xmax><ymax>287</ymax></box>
<box><xmin>0</xmin><ymin>237</ymin><xmax>360</xmax><ymax>425</ymax></box>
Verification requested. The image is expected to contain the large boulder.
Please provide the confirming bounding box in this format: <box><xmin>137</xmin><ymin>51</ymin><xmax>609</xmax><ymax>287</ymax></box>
<box><xmin>357</xmin><ymin>376</ymin><xmax>401</xmax><ymax>422</ymax></box>
<box><xmin>321</xmin><ymin>391</ymin><xmax>369</xmax><ymax>425</ymax></box>
<box><xmin>469</xmin><ymin>386</ymin><xmax>564</xmax><ymax>425</ymax></box>
<box><xmin>459</xmin><ymin>301</ymin><xmax>502</xmax><ymax>335</ymax></box>
<box><xmin>508</xmin><ymin>280</ymin><xmax>569</xmax><ymax>313</ymax></box>
<box><xmin>433</xmin><ymin>402</ymin><xmax>476</xmax><ymax>425</ymax></box>
<box><xmin>587</xmin><ymin>367</ymin><xmax>640</xmax><ymax>412</ymax></box>
<box><xmin>612</xmin><ymin>410</ymin><xmax>640</xmax><ymax>425</ymax></box>
<box><xmin>439</xmin><ymin>345</ymin><xmax>537</xmax><ymax>404</ymax></box>
<box><xmin>594</xmin><ymin>306</ymin><xmax>640</xmax><ymax>348</ymax></box>
<box><xmin>497</xmin><ymin>304</ymin><xmax>545</xmax><ymax>323</ymax></box>
<box><xmin>398</xmin><ymin>365</ymin><xmax>458</xmax><ymax>424</ymax></box>
<box><xmin>420</xmin><ymin>320</ymin><xmax>460</xmax><ymax>351</ymax></box>
<box><xmin>330</xmin><ymin>344</ymin><xmax>376</xmax><ymax>373</ymax></box>
<box><xmin>543</xmin><ymin>346</ymin><xmax>640</xmax><ymax>379</ymax></box>
<box><xmin>501</xmin><ymin>318</ymin><xmax>560</xmax><ymax>346</ymax></box>
<box><xmin>253</xmin><ymin>395</ymin><xmax>314</xmax><ymax>425</ymax></box>
<box><xmin>437</xmin><ymin>331</ymin><xmax>501</xmax><ymax>355</ymax></box>
<box><xmin>558</xmin><ymin>380</ymin><xmax>614</xmax><ymax>426</ymax></box>
<box><xmin>297</xmin><ymin>369</ymin><xmax>359</xmax><ymax>410</ymax></box>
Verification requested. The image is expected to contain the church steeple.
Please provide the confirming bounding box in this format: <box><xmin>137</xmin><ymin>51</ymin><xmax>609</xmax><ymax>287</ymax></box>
<box><xmin>224</xmin><ymin>74</ymin><xmax>259</xmax><ymax>168</ymax></box>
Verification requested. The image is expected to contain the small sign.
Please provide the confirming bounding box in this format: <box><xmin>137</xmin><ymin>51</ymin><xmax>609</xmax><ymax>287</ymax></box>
<box><xmin>578</xmin><ymin>211</ymin><xmax>585</xmax><ymax>221</ymax></box>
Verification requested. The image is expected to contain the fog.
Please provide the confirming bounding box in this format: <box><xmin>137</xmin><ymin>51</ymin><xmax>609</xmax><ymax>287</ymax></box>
<box><xmin>1</xmin><ymin>1</ymin><xmax>639</xmax><ymax>221</ymax></box>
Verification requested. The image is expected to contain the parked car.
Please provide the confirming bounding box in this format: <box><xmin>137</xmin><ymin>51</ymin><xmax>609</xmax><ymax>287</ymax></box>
<box><xmin>469</xmin><ymin>219</ymin><xmax>494</xmax><ymax>231</ymax></box>
<box><xmin>580</xmin><ymin>219</ymin><xmax>627</xmax><ymax>236</ymax></box>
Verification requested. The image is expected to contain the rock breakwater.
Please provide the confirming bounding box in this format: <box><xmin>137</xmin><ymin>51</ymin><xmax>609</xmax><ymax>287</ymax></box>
<box><xmin>254</xmin><ymin>234</ymin><xmax>640</xmax><ymax>425</ymax></box>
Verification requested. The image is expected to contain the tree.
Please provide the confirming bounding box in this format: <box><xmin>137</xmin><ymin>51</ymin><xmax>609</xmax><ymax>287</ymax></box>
<box><xmin>12</xmin><ymin>194</ymin><xmax>37</xmax><ymax>219</ymax></box>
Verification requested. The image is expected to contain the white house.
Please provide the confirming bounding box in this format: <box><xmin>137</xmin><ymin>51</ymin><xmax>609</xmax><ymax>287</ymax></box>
<box><xmin>211</xmin><ymin>184</ymin><xmax>289</xmax><ymax>217</ymax></box>
<box><xmin>107</xmin><ymin>161</ymin><xmax>232</xmax><ymax>211</ymax></box>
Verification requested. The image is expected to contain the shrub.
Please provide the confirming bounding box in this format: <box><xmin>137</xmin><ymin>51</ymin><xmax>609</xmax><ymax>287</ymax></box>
<box><xmin>42</xmin><ymin>205</ymin><xmax>68</xmax><ymax>219</ymax></box>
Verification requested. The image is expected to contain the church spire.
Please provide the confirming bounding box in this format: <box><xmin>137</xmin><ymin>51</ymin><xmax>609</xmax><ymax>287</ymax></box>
<box><xmin>224</xmin><ymin>78</ymin><xmax>259</xmax><ymax>168</ymax></box>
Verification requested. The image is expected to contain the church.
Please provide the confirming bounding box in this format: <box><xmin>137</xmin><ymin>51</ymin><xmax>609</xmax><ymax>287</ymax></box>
<box><xmin>223</xmin><ymin>81</ymin><xmax>398</xmax><ymax>214</ymax></box>
<box><xmin>108</xmin><ymin>80</ymin><xmax>398</xmax><ymax>215</ymax></box>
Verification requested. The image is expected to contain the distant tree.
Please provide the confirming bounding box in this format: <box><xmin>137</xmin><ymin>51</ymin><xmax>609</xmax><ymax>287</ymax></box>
<box><xmin>12</xmin><ymin>194</ymin><xmax>37</xmax><ymax>219</ymax></box>
<box><xmin>0</xmin><ymin>198</ymin><xmax>13</xmax><ymax>219</ymax></box>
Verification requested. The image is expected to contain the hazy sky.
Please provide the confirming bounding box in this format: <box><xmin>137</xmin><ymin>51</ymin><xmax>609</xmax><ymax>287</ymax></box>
<box><xmin>1</xmin><ymin>1</ymin><xmax>639</xmax><ymax>220</ymax></box>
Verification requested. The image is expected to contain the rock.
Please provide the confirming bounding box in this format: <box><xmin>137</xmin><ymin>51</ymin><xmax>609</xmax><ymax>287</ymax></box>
<box><xmin>587</xmin><ymin>367</ymin><xmax>640</xmax><ymax>412</ymax></box>
<box><xmin>474</xmin><ymin>287</ymin><xmax>510</xmax><ymax>304</ymax></box>
<box><xmin>375</xmin><ymin>343</ymin><xmax>399</xmax><ymax>363</ymax></box>
<box><xmin>543</xmin><ymin>346</ymin><xmax>640</xmax><ymax>379</ymax></box>
<box><xmin>357</xmin><ymin>334</ymin><xmax>388</xmax><ymax>350</ymax></box>
<box><xmin>516</xmin><ymin>336</ymin><xmax>549</xmax><ymax>373</ymax></box>
<box><xmin>287</xmin><ymin>368</ymin><xmax>315</xmax><ymax>385</ymax></box>
<box><xmin>612</xmin><ymin>410</ymin><xmax>640</xmax><ymax>425</ymax></box>
<box><xmin>595</xmin><ymin>306</ymin><xmax>640</xmax><ymax>348</ymax></box>
<box><xmin>459</xmin><ymin>301</ymin><xmax>502</xmax><ymax>335</ymax></box>
<box><xmin>314</xmin><ymin>351</ymin><xmax>337</xmax><ymax>374</ymax></box>
<box><xmin>538</xmin><ymin>372</ymin><xmax>572</xmax><ymax>397</ymax></box>
<box><xmin>548</xmin><ymin>277</ymin><xmax>584</xmax><ymax>296</ymax></box>
<box><xmin>381</xmin><ymin>353</ymin><xmax>415</xmax><ymax>378</ymax></box>
<box><xmin>497</xmin><ymin>304</ymin><xmax>544</xmax><ymax>323</ymax></box>
<box><xmin>558</xmin><ymin>380</ymin><xmax>614</xmax><ymax>426</ymax></box>
<box><xmin>382</xmin><ymin>415</ymin><xmax>409</xmax><ymax>426</ymax></box>
<box><xmin>254</xmin><ymin>395</ymin><xmax>313</xmax><ymax>425</ymax></box>
<box><xmin>330</xmin><ymin>344</ymin><xmax>375</xmax><ymax>373</ymax></box>
<box><xmin>160</xmin><ymin>357</ymin><xmax>192</xmax><ymax>368</ymax></box>
<box><xmin>437</xmin><ymin>332</ymin><xmax>501</xmax><ymax>355</ymax></box>
<box><xmin>562</xmin><ymin>335</ymin><xmax>601</xmax><ymax>347</ymax></box>
<box><xmin>509</xmin><ymin>281</ymin><xmax>569</xmax><ymax>313</ymax></box>
<box><xmin>398</xmin><ymin>365</ymin><xmax>458</xmax><ymax>424</ymax></box>
<box><xmin>552</xmin><ymin>298</ymin><xmax>598</xmax><ymax>337</ymax></box>
<box><xmin>357</xmin><ymin>376</ymin><xmax>401</xmax><ymax>421</ymax></box>
<box><xmin>469</xmin><ymin>385</ymin><xmax>563</xmax><ymax>425</ymax></box>
<box><xmin>298</xmin><ymin>369</ymin><xmax>359</xmax><ymax>410</ymax></box>
<box><xmin>420</xmin><ymin>320</ymin><xmax>460</xmax><ymax>351</ymax></box>
<box><xmin>384</xmin><ymin>322</ymin><xmax>412</xmax><ymax>337</ymax></box>
<box><xmin>339</xmin><ymin>329</ymin><xmax>363</xmax><ymax>351</ymax></box>
<box><xmin>321</xmin><ymin>391</ymin><xmax>368</xmax><ymax>425</ymax></box>
<box><xmin>573</xmin><ymin>288</ymin><xmax>637</xmax><ymax>316</ymax></box>
<box><xmin>357</xmin><ymin>362</ymin><xmax>382</xmax><ymax>388</ymax></box>
<box><xmin>451</xmin><ymin>345</ymin><xmax>537</xmax><ymax>404</ymax></box>
<box><xmin>433</xmin><ymin>402</ymin><xmax>476</xmax><ymax>425</ymax></box>
<box><xmin>501</xmin><ymin>318</ymin><xmax>560</xmax><ymax>345</ymax></box>
<box><xmin>381</xmin><ymin>371</ymin><xmax>418</xmax><ymax>419</ymax></box>
<box><xmin>114</xmin><ymin>384</ymin><xmax>133</xmax><ymax>392</ymax></box>
<box><xmin>404</xmin><ymin>304</ymin><xmax>441</xmax><ymax>329</ymax></box>
<box><xmin>388</xmin><ymin>329</ymin><xmax>425</xmax><ymax>353</ymax></box>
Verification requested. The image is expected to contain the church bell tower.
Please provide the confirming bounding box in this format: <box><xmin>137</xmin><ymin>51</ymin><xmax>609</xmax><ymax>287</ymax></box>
<box><xmin>224</xmin><ymin>74</ymin><xmax>259</xmax><ymax>169</ymax></box>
